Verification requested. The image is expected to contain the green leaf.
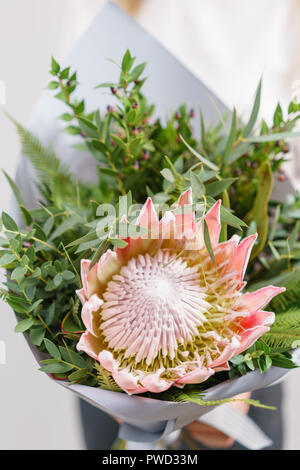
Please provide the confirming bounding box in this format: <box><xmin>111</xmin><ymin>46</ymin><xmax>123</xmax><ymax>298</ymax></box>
<box><xmin>245</xmin><ymin>161</ymin><xmax>273</xmax><ymax>259</ymax></box>
<box><xmin>68</xmin><ymin>368</ymin><xmax>89</xmax><ymax>382</ymax></box>
<box><xmin>91</xmin><ymin>139</ymin><xmax>109</xmax><ymax>153</ymax></box>
<box><xmin>30</xmin><ymin>327</ymin><xmax>46</xmax><ymax>346</ymax></box>
<box><xmin>33</xmin><ymin>223</ymin><xmax>47</xmax><ymax>242</ymax></box>
<box><xmin>160</xmin><ymin>168</ymin><xmax>175</xmax><ymax>183</ymax></box>
<box><xmin>109</xmin><ymin>238</ymin><xmax>128</xmax><ymax>248</ymax></box>
<box><xmin>11</xmin><ymin>266</ymin><xmax>27</xmax><ymax>282</ymax></box>
<box><xmin>60</xmin><ymin>66</ymin><xmax>70</xmax><ymax>79</ymax></box>
<box><xmin>2</xmin><ymin>170</ymin><xmax>26</xmax><ymax>207</ymax></box>
<box><xmin>0</xmin><ymin>253</ymin><xmax>17</xmax><ymax>266</ymax></box>
<box><xmin>14</xmin><ymin>318</ymin><xmax>34</xmax><ymax>333</ymax></box>
<box><xmin>191</xmin><ymin>172</ymin><xmax>205</xmax><ymax>199</ymax></box>
<box><xmin>246</xmin><ymin>131</ymin><xmax>300</xmax><ymax>143</ymax></box>
<box><xmin>77</xmin><ymin>116</ymin><xmax>98</xmax><ymax>138</ymax></box>
<box><xmin>180</xmin><ymin>135</ymin><xmax>218</xmax><ymax>171</ymax></box>
<box><xmin>229</xmin><ymin>355</ymin><xmax>244</xmax><ymax>365</ymax></box>
<box><xmin>95</xmin><ymin>82</ymin><xmax>117</xmax><ymax>89</ymax></box>
<box><xmin>59</xmin><ymin>347</ymin><xmax>87</xmax><ymax>369</ymax></box>
<box><xmin>206</xmin><ymin>178</ymin><xmax>235</xmax><ymax>198</ymax></box>
<box><xmin>44</xmin><ymin>338</ymin><xmax>61</xmax><ymax>359</ymax></box>
<box><xmin>223</xmin><ymin>108</ymin><xmax>237</xmax><ymax>163</ymax></box>
<box><xmin>121</xmin><ymin>49</ymin><xmax>135</xmax><ymax>73</ymax></box>
<box><xmin>64</xmin><ymin>126</ymin><xmax>81</xmax><ymax>135</ymax></box>
<box><xmin>2</xmin><ymin>212</ymin><xmax>18</xmax><ymax>231</ymax></box>
<box><xmin>20</xmin><ymin>206</ymin><xmax>32</xmax><ymax>226</ymax></box>
<box><xmin>90</xmin><ymin>239</ymin><xmax>109</xmax><ymax>270</ymax></box>
<box><xmin>47</xmin><ymin>81</ymin><xmax>59</xmax><ymax>90</ymax></box>
<box><xmin>60</xmin><ymin>113</ymin><xmax>73</xmax><ymax>122</ymax></box>
<box><xmin>203</xmin><ymin>219</ymin><xmax>216</xmax><ymax>268</ymax></box>
<box><xmin>51</xmin><ymin>57</ymin><xmax>60</xmax><ymax>75</ymax></box>
<box><xmin>62</xmin><ymin>270</ymin><xmax>75</xmax><ymax>281</ymax></box>
<box><xmin>273</xmin><ymin>103</ymin><xmax>283</xmax><ymax>128</ymax></box>
<box><xmin>243</xmin><ymin>78</ymin><xmax>262</xmax><ymax>137</ymax></box>
<box><xmin>39</xmin><ymin>362</ymin><xmax>74</xmax><ymax>374</ymax></box>
<box><xmin>130</xmin><ymin>62</ymin><xmax>147</xmax><ymax>81</ymax></box>
<box><xmin>50</xmin><ymin>216</ymin><xmax>80</xmax><ymax>240</ymax></box>
<box><xmin>66</xmin><ymin>231</ymin><xmax>97</xmax><ymax>248</ymax></box>
<box><xmin>53</xmin><ymin>274</ymin><xmax>63</xmax><ymax>287</ymax></box>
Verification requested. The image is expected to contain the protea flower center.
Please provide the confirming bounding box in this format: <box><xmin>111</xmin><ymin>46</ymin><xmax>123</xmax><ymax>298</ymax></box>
<box><xmin>101</xmin><ymin>251</ymin><xmax>208</xmax><ymax>368</ymax></box>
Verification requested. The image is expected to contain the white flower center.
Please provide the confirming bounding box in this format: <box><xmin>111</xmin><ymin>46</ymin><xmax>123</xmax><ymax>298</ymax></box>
<box><xmin>100</xmin><ymin>251</ymin><xmax>209</xmax><ymax>366</ymax></box>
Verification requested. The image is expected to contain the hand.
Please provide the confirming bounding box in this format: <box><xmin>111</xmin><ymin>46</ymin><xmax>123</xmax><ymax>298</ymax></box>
<box><xmin>184</xmin><ymin>392</ymin><xmax>251</xmax><ymax>448</ymax></box>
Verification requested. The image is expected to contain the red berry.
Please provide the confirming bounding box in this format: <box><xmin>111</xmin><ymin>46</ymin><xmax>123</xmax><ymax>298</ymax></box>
<box><xmin>175</xmin><ymin>112</ymin><xmax>181</xmax><ymax>120</ymax></box>
<box><xmin>132</xmin><ymin>102</ymin><xmax>138</xmax><ymax>109</ymax></box>
<box><xmin>278</xmin><ymin>173</ymin><xmax>286</xmax><ymax>182</ymax></box>
<box><xmin>110</xmin><ymin>87</ymin><xmax>117</xmax><ymax>95</ymax></box>
<box><xmin>189</xmin><ymin>109</ymin><xmax>195</xmax><ymax>118</ymax></box>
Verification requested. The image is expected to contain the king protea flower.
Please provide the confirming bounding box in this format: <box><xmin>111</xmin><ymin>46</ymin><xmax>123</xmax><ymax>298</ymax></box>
<box><xmin>76</xmin><ymin>189</ymin><xmax>284</xmax><ymax>394</ymax></box>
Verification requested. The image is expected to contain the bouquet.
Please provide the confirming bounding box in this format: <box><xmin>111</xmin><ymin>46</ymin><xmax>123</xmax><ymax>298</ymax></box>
<box><xmin>2</xmin><ymin>48</ymin><xmax>300</xmax><ymax>445</ymax></box>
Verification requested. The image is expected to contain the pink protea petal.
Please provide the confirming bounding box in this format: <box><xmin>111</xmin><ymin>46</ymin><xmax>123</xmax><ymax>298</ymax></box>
<box><xmin>177</xmin><ymin>187</ymin><xmax>193</xmax><ymax>207</ymax></box>
<box><xmin>97</xmin><ymin>249</ymin><xmax>122</xmax><ymax>291</ymax></box>
<box><xmin>98</xmin><ymin>350</ymin><xmax>119</xmax><ymax>373</ymax></box>
<box><xmin>141</xmin><ymin>369</ymin><xmax>173</xmax><ymax>393</ymax></box>
<box><xmin>235</xmin><ymin>286</ymin><xmax>286</xmax><ymax>313</ymax></box>
<box><xmin>76</xmin><ymin>287</ymin><xmax>87</xmax><ymax>305</ymax></box>
<box><xmin>204</xmin><ymin>200</ymin><xmax>221</xmax><ymax>247</ymax></box>
<box><xmin>187</xmin><ymin>200</ymin><xmax>222</xmax><ymax>252</ymax></box>
<box><xmin>235</xmin><ymin>325</ymin><xmax>271</xmax><ymax>356</ymax></box>
<box><xmin>214</xmin><ymin>362</ymin><xmax>230</xmax><ymax>372</ymax></box>
<box><xmin>80</xmin><ymin>259</ymin><xmax>101</xmax><ymax>299</ymax></box>
<box><xmin>240</xmin><ymin>310</ymin><xmax>275</xmax><ymax>330</ymax></box>
<box><xmin>81</xmin><ymin>294</ymin><xmax>103</xmax><ymax>336</ymax></box>
<box><xmin>159</xmin><ymin>211</ymin><xmax>184</xmax><ymax>250</ymax></box>
<box><xmin>176</xmin><ymin>366</ymin><xmax>214</xmax><ymax>385</ymax></box>
<box><xmin>209</xmin><ymin>336</ymin><xmax>241</xmax><ymax>369</ymax></box>
<box><xmin>114</xmin><ymin>237</ymin><xmax>160</xmax><ymax>264</ymax></box>
<box><xmin>136</xmin><ymin>197</ymin><xmax>159</xmax><ymax>238</ymax></box>
<box><xmin>229</xmin><ymin>234</ymin><xmax>257</xmax><ymax>281</ymax></box>
<box><xmin>142</xmin><ymin>370</ymin><xmax>172</xmax><ymax>393</ymax></box>
<box><xmin>174</xmin><ymin>187</ymin><xmax>195</xmax><ymax>236</ymax></box>
<box><xmin>160</xmin><ymin>211</ymin><xmax>176</xmax><ymax>239</ymax></box>
<box><xmin>76</xmin><ymin>331</ymin><xmax>103</xmax><ymax>360</ymax></box>
<box><xmin>214</xmin><ymin>235</ymin><xmax>240</xmax><ymax>267</ymax></box>
<box><xmin>112</xmin><ymin>370</ymin><xmax>147</xmax><ymax>395</ymax></box>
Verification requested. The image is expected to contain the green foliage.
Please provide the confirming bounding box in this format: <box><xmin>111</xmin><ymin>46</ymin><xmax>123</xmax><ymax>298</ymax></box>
<box><xmin>94</xmin><ymin>363</ymin><xmax>122</xmax><ymax>392</ymax></box>
<box><xmin>262</xmin><ymin>309</ymin><xmax>300</xmax><ymax>349</ymax></box>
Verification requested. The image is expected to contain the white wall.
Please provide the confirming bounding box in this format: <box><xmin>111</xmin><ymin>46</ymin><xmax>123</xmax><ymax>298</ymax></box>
<box><xmin>0</xmin><ymin>0</ymin><xmax>299</xmax><ymax>449</ymax></box>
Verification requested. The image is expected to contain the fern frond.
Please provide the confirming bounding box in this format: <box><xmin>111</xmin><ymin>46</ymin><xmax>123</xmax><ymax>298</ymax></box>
<box><xmin>262</xmin><ymin>308</ymin><xmax>300</xmax><ymax>348</ymax></box>
<box><xmin>6</xmin><ymin>114</ymin><xmax>82</xmax><ymax>207</ymax></box>
<box><xmin>7</xmin><ymin>114</ymin><xmax>69</xmax><ymax>181</ymax></box>
<box><xmin>94</xmin><ymin>362</ymin><xmax>122</xmax><ymax>392</ymax></box>
<box><xmin>165</xmin><ymin>390</ymin><xmax>275</xmax><ymax>410</ymax></box>
<box><xmin>0</xmin><ymin>288</ymin><xmax>9</xmax><ymax>300</ymax></box>
<box><xmin>270</xmin><ymin>284</ymin><xmax>300</xmax><ymax>312</ymax></box>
